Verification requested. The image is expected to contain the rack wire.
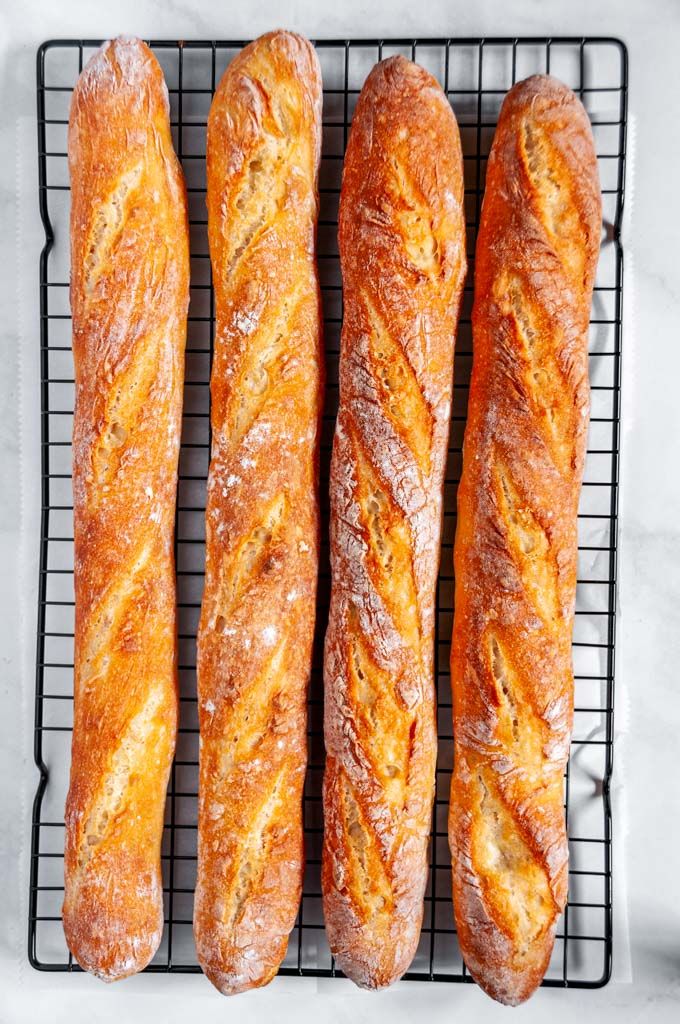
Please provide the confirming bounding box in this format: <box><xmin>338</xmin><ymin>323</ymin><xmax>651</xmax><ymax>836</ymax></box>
<box><xmin>30</xmin><ymin>36</ymin><xmax>627</xmax><ymax>987</ymax></box>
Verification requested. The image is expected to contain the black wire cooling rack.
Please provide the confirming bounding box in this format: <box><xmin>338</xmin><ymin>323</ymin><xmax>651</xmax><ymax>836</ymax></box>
<box><xmin>30</xmin><ymin>36</ymin><xmax>627</xmax><ymax>988</ymax></box>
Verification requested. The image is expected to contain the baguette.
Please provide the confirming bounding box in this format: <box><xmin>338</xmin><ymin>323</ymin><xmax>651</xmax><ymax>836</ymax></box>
<box><xmin>449</xmin><ymin>75</ymin><xmax>601</xmax><ymax>1005</ymax></box>
<box><xmin>63</xmin><ymin>37</ymin><xmax>189</xmax><ymax>981</ymax></box>
<box><xmin>194</xmin><ymin>31</ymin><xmax>323</xmax><ymax>995</ymax></box>
<box><xmin>322</xmin><ymin>56</ymin><xmax>467</xmax><ymax>989</ymax></box>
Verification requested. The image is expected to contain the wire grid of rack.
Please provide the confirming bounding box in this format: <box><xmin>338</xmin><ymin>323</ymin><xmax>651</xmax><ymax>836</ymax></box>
<box><xmin>30</xmin><ymin>36</ymin><xmax>627</xmax><ymax>988</ymax></box>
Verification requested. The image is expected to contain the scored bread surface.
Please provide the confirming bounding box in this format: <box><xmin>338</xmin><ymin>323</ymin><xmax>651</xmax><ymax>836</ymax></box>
<box><xmin>322</xmin><ymin>55</ymin><xmax>467</xmax><ymax>989</ymax></box>
<box><xmin>64</xmin><ymin>36</ymin><xmax>189</xmax><ymax>981</ymax></box>
<box><xmin>194</xmin><ymin>30</ymin><xmax>323</xmax><ymax>995</ymax></box>
<box><xmin>448</xmin><ymin>75</ymin><xmax>602</xmax><ymax>1006</ymax></box>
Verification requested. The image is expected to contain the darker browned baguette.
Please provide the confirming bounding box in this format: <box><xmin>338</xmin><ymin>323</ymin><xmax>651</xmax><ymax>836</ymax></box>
<box><xmin>449</xmin><ymin>75</ymin><xmax>601</xmax><ymax>1005</ymax></box>
<box><xmin>63</xmin><ymin>37</ymin><xmax>189</xmax><ymax>981</ymax></box>
<box><xmin>322</xmin><ymin>56</ymin><xmax>467</xmax><ymax>989</ymax></box>
<box><xmin>194</xmin><ymin>31</ymin><xmax>323</xmax><ymax>995</ymax></box>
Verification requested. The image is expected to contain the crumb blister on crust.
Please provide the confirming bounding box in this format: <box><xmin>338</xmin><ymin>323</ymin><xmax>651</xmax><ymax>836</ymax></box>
<box><xmin>449</xmin><ymin>75</ymin><xmax>602</xmax><ymax>1006</ymax></box>
<box><xmin>193</xmin><ymin>31</ymin><xmax>323</xmax><ymax>996</ymax></box>
<box><xmin>63</xmin><ymin>36</ymin><xmax>189</xmax><ymax>981</ymax></box>
<box><xmin>322</xmin><ymin>55</ymin><xmax>467</xmax><ymax>989</ymax></box>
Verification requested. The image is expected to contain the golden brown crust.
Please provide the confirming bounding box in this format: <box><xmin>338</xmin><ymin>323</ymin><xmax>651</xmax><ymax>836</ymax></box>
<box><xmin>194</xmin><ymin>31</ymin><xmax>323</xmax><ymax>995</ymax></box>
<box><xmin>448</xmin><ymin>75</ymin><xmax>601</xmax><ymax>1006</ymax></box>
<box><xmin>63</xmin><ymin>37</ymin><xmax>189</xmax><ymax>981</ymax></box>
<box><xmin>322</xmin><ymin>56</ymin><xmax>467</xmax><ymax>989</ymax></box>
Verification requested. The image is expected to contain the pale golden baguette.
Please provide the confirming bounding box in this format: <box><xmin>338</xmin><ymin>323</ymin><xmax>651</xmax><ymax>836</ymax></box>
<box><xmin>194</xmin><ymin>30</ymin><xmax>323</xmax><ymax>995</ymax></box>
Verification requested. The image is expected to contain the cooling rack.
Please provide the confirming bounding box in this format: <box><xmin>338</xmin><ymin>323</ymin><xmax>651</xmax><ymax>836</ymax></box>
<box><xmin>30</xmin><ymin>36</ymin><xmax>627</xmax><ymax>988</ymax></box>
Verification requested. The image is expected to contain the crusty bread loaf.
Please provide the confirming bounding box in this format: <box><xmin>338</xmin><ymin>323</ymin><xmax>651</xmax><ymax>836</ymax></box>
<box><xmin>322</xmin><ymin>56</ymin><xmax>467</xmax><ymax>989</ymax></box>
<box><xmin>194</xmin><ymin>31</ymin><xmax>323</xmax><ymax>995</ymax></box>
<box><xmin>63</xmin><ymin>37</ymin><xmax>189</xmax><ymax>981</ymax></box>
<box><xmin>448</xmin><ymin>75</ymin><xmax>602</xmax><ymax>1005</ymax></box>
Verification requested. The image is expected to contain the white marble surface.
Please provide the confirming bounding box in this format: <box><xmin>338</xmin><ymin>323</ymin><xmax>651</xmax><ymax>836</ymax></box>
<box><xmin>1</xmin><ymin>0</ymin><xmax>679</xmax><ymax>1020</ymax></box>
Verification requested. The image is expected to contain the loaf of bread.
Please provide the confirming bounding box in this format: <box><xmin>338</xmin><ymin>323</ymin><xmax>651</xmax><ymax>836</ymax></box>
<box><xmin>322</xmin><ymin>56</ymin><xmax>467</xmax><ymax>989</ymax></box>
<box><xmin>448</xmin><ymin>75</ymin><xmax>601</xmax><ymax>1005</ymax></box>
<box><xmin>194</xmin><ymin>31</ymin><xmax>323</xmax><ymax>995</ymax></box>
<box><xmin>63</xmin><ymin>37</ymin><xmax>189</xmax><ymax>981</ymax></box>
